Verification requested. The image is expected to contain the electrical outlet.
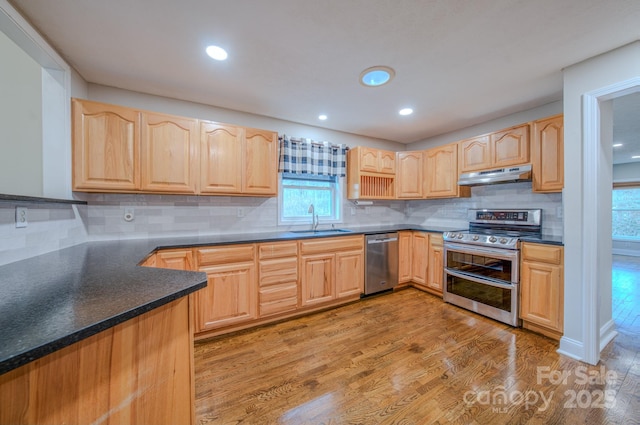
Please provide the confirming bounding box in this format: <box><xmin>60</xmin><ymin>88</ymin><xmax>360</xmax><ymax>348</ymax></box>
<box><xmin>237</xmin><ymin>208</ymin><xmax>245</xmax><ymax>218</ymax></box>
<box><xmin>350</xmin><ymin>207</ymin><xmax>356</xmax><ymax>216</ymax></box>
<box><xmin>15</xmin><ymin>207</ymin><xmax>28</xmax><ymax>228</ymax></box>
<box><xmin>124</xmin><ymin>207</ymin><xmax>135</xmax><ymax>222</ymax></box>
<box><xmin>556</xmin><ymin>206</ymin><xmax>563</xmax><ymax>219</ymax></box>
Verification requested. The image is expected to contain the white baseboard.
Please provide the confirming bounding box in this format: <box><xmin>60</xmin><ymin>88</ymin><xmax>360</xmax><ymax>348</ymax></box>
<box><xmin>600</xmin><ymin>319</ymin><xmax>618</xmax><ymax>351</ymax></box>
<box><xmin>557</xmin><ymin>336</ymin><xmax>585</xmax><ymax>363</ymax></box>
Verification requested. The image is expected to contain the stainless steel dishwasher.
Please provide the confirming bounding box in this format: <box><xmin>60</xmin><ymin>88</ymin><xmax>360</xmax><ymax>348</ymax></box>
<box><xmin>364</xmin><ymin>232</ymin><xmax>399</xmax><ymax>296</ymax></box>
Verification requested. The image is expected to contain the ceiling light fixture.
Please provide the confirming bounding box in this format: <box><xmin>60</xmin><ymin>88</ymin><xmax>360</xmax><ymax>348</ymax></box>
<box><xmin>318</xmin><ymin>114</ymin><xmax>328</xmax><ymax>121</ymax></box>
<box><xmin>632</xmin><ymin>155</ymin><xmax>640</xmax><ymax>159</ymax></box>
<box><xmin>359</xmin><ymin>66</ymin><xmax>395</xmax><ymax>87</ymax></box>
<box><xmin>206</xmin><ymin>45</ymin><xmax>228</xmax><ymax>61</ymax></box>
<box><xmin>399</xmin><ymin>108</ymin><xmax>413</xmax><ymax>116</ymax></box>
<box><xmin>613</xmin><ymin>143</ymin><xmax>623</xmax><ymax>147</ymax></box>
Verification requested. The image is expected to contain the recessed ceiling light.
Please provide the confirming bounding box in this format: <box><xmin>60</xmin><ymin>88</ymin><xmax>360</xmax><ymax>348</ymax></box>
<box><xmin>206</xmin><ymin>45</ymin><xmax>228</xmax><ymax>61</ymax></box>
<box><xmin>318</xmin><ymin>114</ymin><xmax>328</xmax><ymax>121</ymax></box>
<box><xmin>359</xmin><ymin>66</ymin><xmax>395</xmax><ymax>87</ymax></box>
<box><xmin>399</xmin><ymin>108</ymin><xmax>413</xmax><ymax>116</ymax></box>
<box><xmin>632</xmin><ymin>155</ymin><xmax>640</xmax><ymax>159</ymax></box>
<box><xmin>613</xmin><ymin>143</ymin><xmax>623</xmax><ymax>147</ymax></box>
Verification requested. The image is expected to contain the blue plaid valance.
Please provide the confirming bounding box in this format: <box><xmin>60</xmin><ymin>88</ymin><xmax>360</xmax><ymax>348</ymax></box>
<box><xmin>278</xmin><ymin>135</ymin><xmax>349</xmax><ymax>177</ymax></box>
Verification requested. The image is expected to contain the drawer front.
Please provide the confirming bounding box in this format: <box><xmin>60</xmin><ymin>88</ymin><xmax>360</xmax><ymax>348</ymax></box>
<box><xmin>259</xmin><ymin>257</ymin><xmax>298</xmax><ymax>286</ymax></box>
<box><xmin>299</xmin><ymin>235</ymin><xmax>364</xmax><ymax>255</ymax></box>
<box><xmin>522</xmin><ymin>243</ymin><xmax>563</xmax><ymax>265</ymax></box>
<box><xmin>197</xmin><ymin>244</ymin><xmax>255</xmax><ymax>266</ymax></box>
<box><xmin>258</xmin><ymin>241</ymin><xmax>298</xmax><ymax>260</ymax></box>
<box><xmin>259</xmin><ymin>283</ymin><xmax>298</xmax><ymax>316</ymax></box>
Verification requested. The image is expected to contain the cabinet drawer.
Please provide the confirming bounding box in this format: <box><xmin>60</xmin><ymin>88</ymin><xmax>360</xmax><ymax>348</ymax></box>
<box><xmin>259</xmin><ymin>257</ymin><xmax>298</xmax><ymax>286</ymax></box>
<box><xmin>299</xmin><ymin>235</ymin><xmax>363</xmax><ymax>255</ymax></box>
<box><xmin>429</xmin><ymin>233</ymin><xmax>443</xmax><ymax>247</ymax></box>
<box><xmin>258</xmin><ymin>241</ymin><xmax>298</xmax><ymax>260</ymax></box>
<box><xmin>521</xmin><ymin>243</ymin><xmax>563</xmax><ymax>264</ymax></box>
<box><xmin>259</xmin><ymin>283</ymin><xmax>298</xmax><ymax>316</ymax></box>
<box><xmin>196</xmin><ymin>244</ymin><xmax>255</xmax><ymax>266</ymax></box>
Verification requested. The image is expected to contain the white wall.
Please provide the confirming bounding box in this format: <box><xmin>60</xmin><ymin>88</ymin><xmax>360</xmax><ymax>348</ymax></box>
<box><xmin>407</xmin><ymin>101</ymin><xmax>563</xmax><ymax>151</ymax></box>
<box><xmin>85</xmin><ymin>84</ymin><xmax>405</xmax><ymax>152</ymax></box>
<box><xmin>613</xmin><ymin>162</ymin><xmax>640</xmax><ymax>181</ymax></box>
<box><xmin>0</xmin><ymin>30</ymin><xmax>43</xmax><ymax>197</ymax></box>
<box><xmin>562</xmin><ymin>41</ymin><xmax>640</xmax><ymax>363</ymax></box>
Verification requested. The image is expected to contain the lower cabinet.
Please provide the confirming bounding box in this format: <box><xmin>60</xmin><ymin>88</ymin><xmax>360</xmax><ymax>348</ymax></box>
<box><xmin>258</xmin><ymin>241</ymin><xmax>299</xmax><ymax>317</ymax></box>
<box><xmin>409</xmin><ymin>231</ymin><xmax>444</xmax><ymax>297</ymax></box>
<box><xmin>520</xmin><ymin>242</ymin><xmax>564</xmax><ymax>339</ymax></box>
<box><xmin>193</xmin><ymin>244</ymin><xmax>257</xmax><ymax>333</ymax></box>
<box><xmin>398</xmin><ymin>231</ymin><xmax>413</xmax><ymax>285</ymax></box>
<box><xmin>299</xmin><ymin>236</ymin><xmax>364</xmax><ymax>307</ymax></box>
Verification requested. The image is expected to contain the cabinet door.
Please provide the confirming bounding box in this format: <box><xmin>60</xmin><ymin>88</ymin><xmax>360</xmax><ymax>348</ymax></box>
<box><xmin>300</xmin><ymin>253</ymin><xmax>335</xmax><ymax>306</ymax></box>
<box><xmin>196</xmin><ymin>262</ymin><xmax>257</xmax><ymax>332</ymax></box>
<box><xmin>72</xmin><ymin>99</ymin><xmax>140</xmax><ymax>191</ymax></box>
<box><xmin>244</xmin><ymin>128</ymin><xmax>278</xmax><ymax>195</ymax></box>
<box><xmin>458</xmin><ymin>135</ymin><xmax>490</xmax><ymax>172</ymax></box>
<box><xmin>425</xmin><ymin>144</ymin><xmax>458</xmax><ymax>198</ymax></box>
<box><xmin>520</xmin><ymin>261</ymin><xmax>563</xmax><ymax>332</ymax></box>
<box><xmin>491</xmin><ymin>124</ymin><xmax>529</xmax><ymax>167</ymax></box>
<box><xmin>359</xmin><ymin>147</ymin><xmax>380</xmax><ymax>173</ymax></box>
<box><xmin>140</xmin><ymin>112</ymin><xmax>198</xmax><ymax>193</ymax></box>
<box><xmin>200</xmin><ymin>121</ymin><xmax>242</xmax><ymax>194</ymax></box>
<box><xmin>398</xmin><ymin>231</ymin><xmax>412</xmax><ymax>283</ymax></box>
<box><xmin>396</xmin><ymin>151</ymin><xmax>424</xmax><ymax>198</ymax></box>
<box><xmin>411</xmin><ymin>232</ymin><xmax>428</xmax><ymax>285</ymax></box>
<box><xmin>155</xmin><ymin>249</ymin><xmax>194</xmax><ymax>270</ymax></box>
<box><xmin>532</xmin><ymin>115</ymin><xmax>564</xmax><ymax>193</ymax></box>
<box><xmin>426</xmin><ymin>235</ymin><xmax>444</xmax><ymax>294</ymax></box>
<box><xmin>378</xmin><ymin>150</ymin><xmax>396</xmax><ymax>174</ymax></box>
<box><xmin>335</xmin><ymin>249</ymin><xmax>363</xmax><ymax>298</ymax></box>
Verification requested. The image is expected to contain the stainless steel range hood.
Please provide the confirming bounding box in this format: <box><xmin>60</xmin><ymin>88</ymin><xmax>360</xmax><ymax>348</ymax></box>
<box><xmin>457</xmin><ymin>164</ymin><xmax>532</xmax><ymax>186</ymax></box>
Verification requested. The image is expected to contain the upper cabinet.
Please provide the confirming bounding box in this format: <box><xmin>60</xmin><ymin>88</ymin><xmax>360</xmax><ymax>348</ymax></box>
<box><xmin>396</xmin><ymin>151</ymin><xmax>424</xmax><ymax>199</ymax></box>
<box><xmin>72</xmin><ymin>99</ymin><xmax>140</xmax><ymax>191</ymax></box>
<box><xmin>347</xmin><ymin>146</ymin><xmax>396</xmax><ymax>199</ymax></box>
<box><xmin>531</xmin><ymin>114</ymin><xmax>564</xmax><ymax>193</ymax></box>
<box><xmin>141</xmin><ymin>112</ymin><xmax>199</xmax><ymax>193</ymax></box>
<box><xmin>72</xmin><ymin>98</ymin><xmax>278</xmax><ymax>196</ymax></box>
<box><xmin>424</xmin><ymin>144</ymin><xmax>469</xmax><ymax>198</ymax></box>
<box><xmin>459</xmin><ymin>124</ymin><xmax>530</xmax><ymax>173</ymax></box>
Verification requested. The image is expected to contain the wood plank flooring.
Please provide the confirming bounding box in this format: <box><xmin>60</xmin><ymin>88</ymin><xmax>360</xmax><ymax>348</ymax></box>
<box><xmin>194</xmin><ymin>256</ymin><xmax>640</xmax><ymax>424</ymax></box>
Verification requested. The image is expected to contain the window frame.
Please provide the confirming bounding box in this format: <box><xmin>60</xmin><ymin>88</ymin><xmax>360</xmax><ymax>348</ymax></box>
<box><xmin>277</xmin><ymin>172</ymin><xmax>343</xmax><ymax>226</ymax></box>
<box><xmin>612</xmin><ymin>183</ymin><xmax>640</xmax><ymax>242</ymax></box>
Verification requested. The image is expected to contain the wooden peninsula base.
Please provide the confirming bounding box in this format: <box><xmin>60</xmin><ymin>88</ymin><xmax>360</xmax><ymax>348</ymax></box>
<box><xmin>0</xmin><ymin>296</ymin><xmax>194</xmax><ymax>425</ymax></box>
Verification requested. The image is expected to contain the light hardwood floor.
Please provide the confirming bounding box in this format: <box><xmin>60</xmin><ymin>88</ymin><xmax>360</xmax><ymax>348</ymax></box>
<box><xmin>194</xmin><ymin>257</ymin><xmax>639</xmax><ymax>424</ymax></box>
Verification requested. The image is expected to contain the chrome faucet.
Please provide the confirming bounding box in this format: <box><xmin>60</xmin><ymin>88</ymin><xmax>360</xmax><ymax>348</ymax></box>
<box><xmin>308</xmin><ymin>203</ymin><xmax>319</xmax><ymax>231</ymax></box>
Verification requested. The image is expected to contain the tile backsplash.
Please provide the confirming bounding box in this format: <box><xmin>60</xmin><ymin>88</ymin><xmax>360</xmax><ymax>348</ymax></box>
<box><xmin>0</xmin><ymin>182</ymin><xmax>563</xmax><ymax>265</ymax></box>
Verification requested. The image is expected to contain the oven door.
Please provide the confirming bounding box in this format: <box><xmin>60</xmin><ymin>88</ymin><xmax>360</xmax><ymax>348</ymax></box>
<box><xmin>443</xmin><ymin>242</ymin><xmax>520</xmax><ymax>326</ymax></box>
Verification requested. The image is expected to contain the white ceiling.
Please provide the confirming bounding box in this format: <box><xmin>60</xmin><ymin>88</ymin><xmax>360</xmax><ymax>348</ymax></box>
<box><xmin>8</xmin><ymin>0</ymin><xmax>640</xmax><ymax>150</ymax></box>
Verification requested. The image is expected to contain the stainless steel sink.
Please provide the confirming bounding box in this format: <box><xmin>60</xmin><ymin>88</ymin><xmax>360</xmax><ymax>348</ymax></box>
<box><xmin>289</xmin><ymin>229</ymin><xmax>353</xmax><ymax>235</ymax></box>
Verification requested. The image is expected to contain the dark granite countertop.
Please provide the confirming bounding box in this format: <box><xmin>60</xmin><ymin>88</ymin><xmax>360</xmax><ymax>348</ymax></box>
<box><xmin>0</xmin><ymin>223</ymin><xmax>562</xmax><ymax>375</ymax></box>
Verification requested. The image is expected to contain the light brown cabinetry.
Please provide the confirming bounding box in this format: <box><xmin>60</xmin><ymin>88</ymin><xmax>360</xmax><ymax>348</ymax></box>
<box><xmin>531</xmin><ymin>114</ymin><xmax>564</xmax><ymax>193</ymax></box>
<box><xmin>520</xmin><ymin>242</ymin><xmax>564</xmax><ymax>340</ymax></box>
<box><xmin>258</xmin><ymin>242</ymin><xmax>298</xmax><ymax>317</ymax></box>
<box><xmin>396</xmin><ymin>151</ymin><xmax>424</xmax><ymax>199</ymax></box>
<box><xmin>194</xmin><ymin>244</ymin><xmax>257</xmax><ymax>332</ymax></box>
<box><xmin>411</xmin><ymin>232</ymin><xmax>429</xmax><ymax>287</ymax></box>
<box><xmin>141</xmin><ymin>112</ymin><xmax>199</xmax><ymax>193</ymax></box>
<box><xmin>72</xmin><ymin>98</ymin><xmax>140</xmax><ymax>191</ymax></box>
<box><xmin>199</xmin><ymin>122</ymin><xmax>278</xmax><ymax>196</ymax></box>
<box><xmin>155</xmin><ymin>249</ymin><xmax>195</xmax><ymax>270</ymax></box>
<box><xmin>424</xmin><ymin>144</ymin><xmax>469</xmax><ymax>198</ymax></box>
<box><xmin>347</xmin><ymin>146</ymin><xmax>396</xmax><ymax>199</ymax></box>
<box><xmin>299</xmin><ymin>236</ymin><xmax>364</xmax><ymax>306</ymax></box>
<box><xmin>72</xmin><ymin>98</ymin><xmax>278</xmax><ymax>196</ymax></box>
<box><xmin>0</xmin><ymin>297</ymin><xmax>194</xmax><ymax>425</ymax></box>
<box><xmin>398</xmin><ymin>231</ymin><xmax>413</xmax><ymax>284</ymax></box>
<box><xmin>426</xmin><ymin>234</ymin><xmax>444</xmax><ymax>295</ymax></box>
<box><xmin>459</xmin><ymin>124</ymin><xmax>530</xmax><ymax>173</ymax></box>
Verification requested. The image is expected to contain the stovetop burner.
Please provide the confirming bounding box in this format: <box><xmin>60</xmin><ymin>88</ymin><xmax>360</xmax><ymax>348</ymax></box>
<box><xmin>443</xmin><ymin>209</ymin><xmax>542</xmax><ymax>249</ymax></box>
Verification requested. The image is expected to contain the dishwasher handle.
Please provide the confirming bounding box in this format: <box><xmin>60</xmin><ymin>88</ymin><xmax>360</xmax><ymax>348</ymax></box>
<box><xmin>366</xmin><ymin>235</ymin><xmax>398</xmax><ymax>244</ymax></box>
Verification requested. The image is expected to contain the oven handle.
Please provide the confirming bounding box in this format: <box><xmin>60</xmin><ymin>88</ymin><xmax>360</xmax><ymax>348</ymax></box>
<box><xmin>444</xmin><ymin>268</ymin><xmax>517</xmax><ymax>289</ymax></box>
<box><xmin>443</xmin><ymin>242</ymin><xmax>519</xmax><ymax>261</ymax></box>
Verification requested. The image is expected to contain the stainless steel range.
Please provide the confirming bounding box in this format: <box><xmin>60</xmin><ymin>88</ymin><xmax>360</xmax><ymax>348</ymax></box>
<box><xmin>443</xmin><ymin>209</ymin><xmax>542</xmax><ymax>326</ymax></box>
